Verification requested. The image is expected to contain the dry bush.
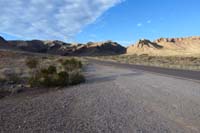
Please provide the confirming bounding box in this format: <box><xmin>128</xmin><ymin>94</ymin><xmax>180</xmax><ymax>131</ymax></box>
<box><xmin>69</xmin><ymin>72</ymin><xmax>85</xmax><ymax>85</ymax></box>
<box><xmin>25</xmin><ymin>57</ymin><xmax>39</xmax><ymax>69</ymax></box>
<box><xmin>60</xmin><ymin>58</ymin><xmax>82</xmax><ymax>71</ymax></box>
<box><xmin>28</xmin><ymin>58</ymin><xmax>85</xmax><ymax>88</ymax></box>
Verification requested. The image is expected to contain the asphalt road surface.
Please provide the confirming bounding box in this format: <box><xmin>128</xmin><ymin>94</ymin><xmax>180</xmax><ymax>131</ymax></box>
<box><xmin>1</xmin><ymin>60</ymin><xmax>200</xmax><ymax>132</ymax></box>
<box><xmin>87</xmin><ymin>59</ymin><xmax>200</xmax><ymax>81</ymax></box>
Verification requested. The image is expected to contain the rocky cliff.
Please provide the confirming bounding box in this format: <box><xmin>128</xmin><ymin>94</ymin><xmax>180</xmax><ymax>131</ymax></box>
<box><xmin>127</xmin><ymin>36</ymin><xmax>200</xmax><ymax>56</ymax></box>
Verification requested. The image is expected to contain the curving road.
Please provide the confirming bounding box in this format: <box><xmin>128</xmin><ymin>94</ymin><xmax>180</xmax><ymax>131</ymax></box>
<box><xmin>1</xmin><ymin>61</ymin><xmax>200</xmax><ymax>132</ymax></box>
<box><xmin>87</xmin><ymin>58</ymin><xmax>200</xmax><ymax>81</ymax></box>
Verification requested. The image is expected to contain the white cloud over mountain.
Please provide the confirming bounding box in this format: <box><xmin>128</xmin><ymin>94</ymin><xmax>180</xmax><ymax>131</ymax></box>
<box><xmin>0</xmin><ymin>0</ymin><xmax>123</xmax><ymax>40</ymax></box>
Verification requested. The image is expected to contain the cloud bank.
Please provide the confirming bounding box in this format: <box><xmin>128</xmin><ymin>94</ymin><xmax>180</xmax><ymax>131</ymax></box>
<box><xmin>0</xmin><ymin>0</ymin><xmax>123</xmax><ymax>40</ymax></box>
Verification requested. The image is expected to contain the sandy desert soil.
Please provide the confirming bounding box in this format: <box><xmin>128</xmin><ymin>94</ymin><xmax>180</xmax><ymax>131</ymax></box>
<box><xmin>0</xmin><ymin>61</ymin><xmax>200</xmax><ymax>132</ymax></box>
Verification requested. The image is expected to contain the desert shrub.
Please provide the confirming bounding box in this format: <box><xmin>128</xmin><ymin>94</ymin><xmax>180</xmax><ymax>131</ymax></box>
<box><xmin>61</xmin><ymin>58</ymin><xmax>82</xmax><ymax>71</ymax></box>
<box><xmin>28</xmin><ymin>58</ymin><xmax>85</xmax><ymax>88</ymax></box>
<box><xmin>39</xmin><ymin>74</ymin><xmax>58</xmax><ymax>87</ymax></box>
<box><xmin>7</xmin><ymin>73</ymin><xmax>21</xmax><ymax>84</ymax></box>
<box><xmin>29</xmin><ymin>65</ymin><xmax>57</xmax><ymax>87</ymax></box>
<box><xmin>139</xmin><ymin>54</ymin><xmax>149</xmax><ymax>57</ymax></box>
<box><xmin>147</xmin><ymin>56</ymin><xmax>154</xmax><ymax>60</ymax></box>
<box><xmin>46</xmin><ymin>65</ymin><xmax>57</xmax><ymax>74</ymax></box>
<box><xmin>29</xmin><ymin>66</ymin><xmax>70</xmax><ymax>87</ymax></box>
<box><xmin>131</xmin><ymin>54</ymin><xmax>138</xmax><ymax>57</ymax></box>
<box><xmin>57</xmin><ymin>71</ymin><xmax>69</xmax><ymax>86</ymax></box>
<box><xmin>189</xmin><ymin>57</ymin><xmax>198</xmax><ymax>61</ymax></box>
<box><xmin>1</xmin><ymin>69</ymin><xmax>22</xmax><ymax>85</ymax></box>
<box><xmin>69</xmin><ymin>72</ymin><xmax>85</xmax><ymax>85</ymax></box>
<box><xmin>26</xmin><ymin>57</ymin><xmax>39</xmax><ymax>69</ymax></box>
<box><xmin>0</xmin><ymin>77</ymin><xmax>6</xmax><ymax>85</ymax></box>
<box><xmin>28</xmin><ymin>76</ymin><xmax>41</xmax><ymax>87</ymax></box>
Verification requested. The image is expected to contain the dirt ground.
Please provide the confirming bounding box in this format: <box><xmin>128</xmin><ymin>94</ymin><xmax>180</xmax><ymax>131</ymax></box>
<box><xmin>1</xmin><ymin>61</ymin><xmax>200</xmax><ymax>132</ymax></box>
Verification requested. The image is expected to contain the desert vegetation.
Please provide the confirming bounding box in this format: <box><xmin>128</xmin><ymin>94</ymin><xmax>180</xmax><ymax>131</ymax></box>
<box><xmin>27</xmin><ymin>58</ymin><xmax>85</xmax><ymax>87</ymax></box>
<box><xmin>94</xmin><ymin>54</ymin><xmax>200</xmax><ymax>71</ymax></box>
<box><xmin>0</xmin><ymin>50</ymin><xmax>85</xmax><ymax>98</ymax></box>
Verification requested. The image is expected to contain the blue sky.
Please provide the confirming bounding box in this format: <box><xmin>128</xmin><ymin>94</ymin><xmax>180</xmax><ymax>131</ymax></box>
<box><xmin>0</xmin><ymin>0</ymin><xmax>200</xmax><ymax>46</ymax></box>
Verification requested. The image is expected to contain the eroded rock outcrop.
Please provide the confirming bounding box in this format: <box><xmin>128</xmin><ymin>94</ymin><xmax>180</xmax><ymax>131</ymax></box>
<box><xmin>155</xmin><ymin>36</ymin><xmax>200</xmax><ymax>43</ymax></box>
<box><xmin>127</xmin><ymin>39</ymin><xmax>163</xmax><ymax>54</ymax></box>
<box><xmin>127</xmin><ymin>36</ymin><xmax>200</xmax><ymax>56</ymax></box>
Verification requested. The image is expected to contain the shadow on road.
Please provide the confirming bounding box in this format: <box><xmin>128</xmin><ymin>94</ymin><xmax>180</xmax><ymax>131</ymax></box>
<box><xmin>86</xmin><ymin>72</ymin><xmax>142</xmax><ymax>84</ymax></box>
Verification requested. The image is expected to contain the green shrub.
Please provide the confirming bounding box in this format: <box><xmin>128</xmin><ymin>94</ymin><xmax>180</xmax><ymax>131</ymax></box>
<box><xmin>40</xmin><ymin>75</ymin><xmax>58</xmax><ymax>87</ymax></box>
<box><xmin>40</xmin><ymin>65</ymin><xmax>57</xmax><ymax>75</ymax></box>
<box><xmin>29</xmin><ymin>66</ymin><xmax>56</xmax><ymax>87</ymax></box>
<box><xmin>69</xmin><ymin>72</ymin><xmax>85</xmax><ymax>85</ymax></box>
<box><xmin>61</xmin><ymin>58</ymin><xmax>82</xmax><ymax>71</ymax></box>
<box><xmin>28</xmin><ymin>76</ymin><xmax>41</xmax><ymax>87</ymax></box>
<box><xmin>57</xmin><ymin>71</ymin><xmax>69</xmax><ymax>86</ymax></box>
<box><xmin>29</xmin><ymin>66</ymin><xmax>70</xmax><ymax>87</ymax></box>
<box><xmin>28</xmin><ymin>59</ymin><xmax>85</xmax><ymax>88</ymax></box>
<box><xmin>46</xmin><ymin>65</ymin><xmax>57</xmax><ymax>74</ymax></box>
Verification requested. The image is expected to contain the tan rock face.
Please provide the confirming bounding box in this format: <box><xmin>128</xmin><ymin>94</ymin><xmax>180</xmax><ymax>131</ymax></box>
<box><xmin>155</xmin><ymin>36</ymin><xmax>200</xmax><ymax>43</ymax></box>
<box><xmin>135</xmin><ymin>39</ymin><xmax>163</xmax><ymax>49</ymax></box>
<box><xmin>127</xmin><ymin>36</ymin><xmax>200</xmax><ymax>56</ymax></box>
<box><xmin>127</xmin><ymin>39</ymin><xmax>163</xmax><ymax>54</ymax></box>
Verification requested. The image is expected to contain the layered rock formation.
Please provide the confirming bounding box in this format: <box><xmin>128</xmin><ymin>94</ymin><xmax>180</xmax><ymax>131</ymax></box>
<box><xmin>127</xmin><ymin>39</ymin><xmax>163</xmax><ymax>55</ymax></box>
<box><xmin>127</xmin><ymin>36</ymin><xmax>200</xmax><ymax>56</ymax></box>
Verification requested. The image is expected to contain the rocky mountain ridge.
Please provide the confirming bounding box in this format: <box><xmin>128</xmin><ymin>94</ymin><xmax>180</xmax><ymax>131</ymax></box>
<box><xmin>0</xmin><ymin>36</ymin><xmax>8</xmax><ymax>46</ymax></box>
<box><xmin>0</xmin><ymin>36</ymin><xmax>200</xmax><ymax>56</ymax></box>
<box><xmin>0</xmin><ymin>36</ymin><xmax>126</xmax><ymax>56</ymax></box>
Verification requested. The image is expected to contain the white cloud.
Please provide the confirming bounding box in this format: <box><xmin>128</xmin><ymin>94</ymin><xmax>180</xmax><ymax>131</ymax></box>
<box><xmin>147</xmin><ymin>20</ymin><xmax>152</xmax><ymax>23</ymax></box>
<box><xmin>0</xmin><ymin>0</ymin><xmax>123</xmax><ymax>40</ymax></box>
<box><xmin>137</xmin><ymin>23</ymin><xmax>142</xmax><ymax>27</ymax></box>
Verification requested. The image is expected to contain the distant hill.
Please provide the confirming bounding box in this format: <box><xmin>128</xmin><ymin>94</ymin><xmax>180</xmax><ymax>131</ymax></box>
<box><xmin>127</xmin><ymin>36</ymin><xmax>200</xmax><ymax>56</ymax></box>
<box><xmin>1</xmin><ymin>36</ymin><xmax>200</xmax><ymax>57</ymax></box>
<box><xmin>0</xmin><ymin>36</ymin><xmax>9</xmax><ymax>47</ymax></box>
<box><xmin>73</xmin><ymin>41</ymin><xmax>126</xmax><ymax>56</ymax></box>
<box><xmin>0</xmin><ymin>36</ymin><xmax>126</xmax><ymax>56</ymax></box>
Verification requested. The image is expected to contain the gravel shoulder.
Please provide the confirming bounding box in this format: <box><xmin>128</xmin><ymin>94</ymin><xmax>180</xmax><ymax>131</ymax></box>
<box><xmin>1</xmin><ymin>62</ymin><xmax>200</xmax><ymax>132</ymax></box>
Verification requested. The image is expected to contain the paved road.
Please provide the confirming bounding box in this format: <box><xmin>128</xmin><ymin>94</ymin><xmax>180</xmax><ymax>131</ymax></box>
<box><xmin>87</xmin><ymin>58</ymin><xmax>200</xmax><ymax>81</ymax></box>
<box><xmin>1</xmin><ymin>61</ymin><xmax>200</xmax><ymax>132</ymax></box>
